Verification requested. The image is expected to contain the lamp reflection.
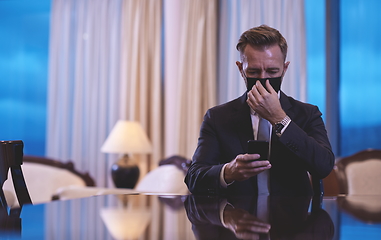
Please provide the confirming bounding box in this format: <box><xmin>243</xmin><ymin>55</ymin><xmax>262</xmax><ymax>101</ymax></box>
<box><xmin>100</xmin><ymin>205</ymin><xmax>151</xmax><ymax>240</ymax></box>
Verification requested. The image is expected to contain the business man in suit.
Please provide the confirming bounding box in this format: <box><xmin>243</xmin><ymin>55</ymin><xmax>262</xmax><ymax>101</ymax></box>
<box><xmin>185</xmin><ymin>25</ymin><xmax>335</xmax><ymax>196</ymax></box>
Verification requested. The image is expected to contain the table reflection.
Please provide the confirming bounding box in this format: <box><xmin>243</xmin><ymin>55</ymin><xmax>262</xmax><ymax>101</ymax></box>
<box><xmin>184</xmin><ymin>195</ymin><xmax>334</xmax><ymax>240</ymax></box>
<box><xmin>43</xmin><ymin>194</ymin><xmax>193</xmax><ymax>240</ymax></box>
<box><xmin>1</xmin><ymin>193</ymin><xmax>381</xmax><ymax>239</ymax></box>
<box><xmin>0</xmin><ymin>207</ymin><xmax>21</xmax><ymax>238</ymax></box>
<box><xmin>100</xmin><ymin>207</ymin><xmax>151</xmax><ymax>239</ymax></box>
<box><xmin>337</xmin><ymin>195</ymin><xmax>381</xmax><ymax>223</ymax></box>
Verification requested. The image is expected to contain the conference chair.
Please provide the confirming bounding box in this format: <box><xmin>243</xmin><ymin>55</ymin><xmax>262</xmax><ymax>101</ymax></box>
<box><xmin>3</xmin><ymin>155</ymin><xmax>95</xmax><ymax>207</ymax></box>
<box><xmin>335</xmin><ymin>149</ymin><xmax>381</xmax><ymax>195</ymax></box>
<box><xmin>0</xmin><ymin>140</ymin><xmax>32</xmax><ymax>208</ymax></box>
<box><xmin>135</xmin><ymin>155</ymin><xmax>191</xmax><ymax>194</ymax></box>
<box><xmin>334</xmin><ymin>149</ymin><xmax>381</xmax><ymax>223</ymax></box>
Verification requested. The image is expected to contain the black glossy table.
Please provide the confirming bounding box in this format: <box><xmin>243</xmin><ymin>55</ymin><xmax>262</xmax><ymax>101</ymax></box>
<box><xmin>1</xmin><ymin>194</ymin><xmax>380</xmax><ymax>239</ymax></box>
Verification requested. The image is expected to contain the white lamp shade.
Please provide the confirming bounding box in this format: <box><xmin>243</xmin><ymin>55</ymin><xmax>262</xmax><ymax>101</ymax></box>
<box><xmin>101</xmin><ymin>120</ymin><xmax>152</xmax><ymax>154</ymax></box>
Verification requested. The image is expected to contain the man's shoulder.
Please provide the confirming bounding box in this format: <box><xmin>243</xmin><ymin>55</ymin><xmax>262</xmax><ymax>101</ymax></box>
<box><xmin>208</xmin><ymin>94</ymin><xmax>246</xmax><ymax>113</ymax></box>
<box><xmin>281</xmin><ymin>92</ymin><xmax>321</xmax><ymax>116</ymax></box>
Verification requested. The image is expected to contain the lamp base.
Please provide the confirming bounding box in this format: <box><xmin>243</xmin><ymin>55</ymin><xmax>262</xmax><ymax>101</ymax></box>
<box><xmin>111</xmin><ymin>155</ymin><xmax>140</xmax><ymax>189</ymax></box>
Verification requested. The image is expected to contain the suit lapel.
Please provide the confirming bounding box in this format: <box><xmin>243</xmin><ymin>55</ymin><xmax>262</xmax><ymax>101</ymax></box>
<box><xmin>232</xmin><ymin>93</ymin><xmax>254</xmax><ymax>153</ymax></box>
<box><xmin>279</xmin><ymin>91</ymin><xmax>293</xmax><ymax>118</ymax></box>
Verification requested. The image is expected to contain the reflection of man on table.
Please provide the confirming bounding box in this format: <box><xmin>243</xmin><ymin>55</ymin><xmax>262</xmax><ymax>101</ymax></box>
<box><xmin>185</xmin><ymin>25</ymin><xmax>334</xmax><ymax>195</ymax></box>
<box><xmin>184</xmin><ymin>195</ymin><xmax>334</xmax><ymax>240</ymax></box>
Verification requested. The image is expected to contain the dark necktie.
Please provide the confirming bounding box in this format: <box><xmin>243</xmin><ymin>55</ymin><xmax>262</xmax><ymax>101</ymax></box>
<box><xmin>257</xmin><ymin>117</ymin><xmax>270</xmax><ymax>194</ymax></box>
<box><xmin>257</xmin><ymin>117</ymin><xmax>270</xmax><ymax>141</ymax></box>
<box><xmin>257</xmin><ymin>118</ymin><xmax>271</xmax><ymax>240</ymax></box>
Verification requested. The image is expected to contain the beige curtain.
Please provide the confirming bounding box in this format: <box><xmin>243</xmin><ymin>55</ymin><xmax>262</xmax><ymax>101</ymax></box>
<box><xmin>118</xmin><ymin>2</ymin><xmax>164</xmax><ymax>238</ymax></box>
<box><xmin>161</xmin><ymin>1</ymin><xmax>217</xmax><ymax>239</ymax></box>
<box><xmin>164</xmin><ymin>0</ymin><xmax>217</xmax><ymax>159</ymax></box>
<box><xmin>46</xmin><ymin>0</ymin><xmax>124</xmax><ymax>188</ymax></box>
<box><xmin>119</xmin><ymin>0</ymin><xmax>163</xmax><ymax>175</ymax></box>
<box><xmin>46</xmin><ymin>0</ymin><xmax>214</xmax><ymax>239</ymax></box>
<box><xmin>47</xmin><ymin>0</ymin><xmax>162</xmax><ymax>185</ymax></box>
<box><xmin>46</xmin><ymin>0</ymin><xmax>162</xmax><ymax>239</ymax></box>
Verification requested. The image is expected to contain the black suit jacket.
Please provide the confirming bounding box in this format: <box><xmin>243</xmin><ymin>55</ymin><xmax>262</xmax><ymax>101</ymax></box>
<box><xmin>185</xmin><ymin>91</ymin><xmax>335</xmax><ymax>195</ymax></box>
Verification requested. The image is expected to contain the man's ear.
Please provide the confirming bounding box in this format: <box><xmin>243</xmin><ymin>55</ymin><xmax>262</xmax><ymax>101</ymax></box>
<box><xmin>283</xmin><ymin>61</ymin><xmax>290</xmax><ymax>75</ymax></box>
<box><xmin>236</xmin><ymin>61</ymin><xmax>244</xmax><ymax>78</ymax></box>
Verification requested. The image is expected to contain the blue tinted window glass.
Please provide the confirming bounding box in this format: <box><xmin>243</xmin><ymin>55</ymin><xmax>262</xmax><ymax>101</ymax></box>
<box><xmin>0</xmin><ymin>0</ymin><xmax>50</xmax><ymax>155</ymax></box>
<box><xmin>305</xmin><ymin>0</ymin><xmax>326</xmax><ymax>118</ymax></box>
<box><xmin>340</xmin><ymin>0</ymin><xmax>381</xmax><ymax>156</ymax></box>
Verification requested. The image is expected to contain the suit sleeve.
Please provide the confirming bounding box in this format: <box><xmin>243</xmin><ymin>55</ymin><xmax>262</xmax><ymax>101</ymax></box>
<box><xmin>279</xmin><ymin>105</ymin><xmax>335</xmax><ymax>179</ymax></box>
<box><xmin>185</xmin><ymin>109</ymin><xmax>226</xmax><ymax>195</ymax></box>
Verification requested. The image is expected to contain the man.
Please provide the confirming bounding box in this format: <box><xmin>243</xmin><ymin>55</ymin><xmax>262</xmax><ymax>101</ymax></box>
<box><xmin>185</xmin><ymin>25</ymin><xmax>335</xmax><ymax>195</ymax></box>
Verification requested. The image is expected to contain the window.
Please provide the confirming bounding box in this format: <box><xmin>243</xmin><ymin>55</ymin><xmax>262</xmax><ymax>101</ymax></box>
<box><xmin>0</xmin><ymin>1</ymin><xmax>50</xmax><ymax>155</ymax></box>
<box><xmin>306</xmin><ymin>0</ymin><xmax>381</xmax><ymax>157</ymax></box>
<box><xmin>340</xmin><ymin>0</ymin><xmax>381</xmax><ymax>156</ymax></box>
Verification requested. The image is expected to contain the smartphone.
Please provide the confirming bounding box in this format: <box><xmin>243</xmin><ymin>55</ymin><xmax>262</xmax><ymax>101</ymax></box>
<box><xmin>247</xmin><ymin>140</ymin><xmax>269</xmax><ymax>160</ymax></box>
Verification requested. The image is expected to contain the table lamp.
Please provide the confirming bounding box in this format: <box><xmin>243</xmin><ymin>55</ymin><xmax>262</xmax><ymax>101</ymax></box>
<box><xmin>101</xmin><ymin>120</ymin><xmax>152</xmax><ymax>188</ymax></box>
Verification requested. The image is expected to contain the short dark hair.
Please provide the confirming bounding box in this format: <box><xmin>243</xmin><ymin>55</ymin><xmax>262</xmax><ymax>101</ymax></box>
<box><xmin>236</xmin><ymin>25</ymin><xmax>288</xmax><ymax>61</ymax></box>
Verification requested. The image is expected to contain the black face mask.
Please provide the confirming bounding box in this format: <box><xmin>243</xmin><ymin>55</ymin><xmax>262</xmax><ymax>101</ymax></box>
<box><xmin>246</xmin><ymin>76</ymin><xmax>282</xmax><ymax>93</ymax></box>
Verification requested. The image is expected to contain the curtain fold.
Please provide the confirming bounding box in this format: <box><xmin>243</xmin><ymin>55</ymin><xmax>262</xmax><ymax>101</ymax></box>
<box><xmin>47</xmin><ymin>0</ymin><xmax>163</xmax><ymax>186</ymax></box>
<box><xmin>218</xmin><ymin>0</ymin><xmax>307</xmax><ymax>104</ymax></box>
<box><xmin>118</xmin><ymin>2</ymin><xmax>163</xmax><ymax>237</ymax></box>
<box><xmin>47</xmin><ymin>0</ymin><xmax>163</xmax><ymax>239</ymax></box>
<box><xmin>47</xmin><ymin>0</ymin><xmax>124</xmax><ymax>188</ymax></box>
<box><xmin>164</xmin><ymin>0</ymin><xmax>217</xmax><ymax>159</ymax></box>
<box><xmin>120</xmin><ymin>0</ymin><xmax>162</xmax><ymax>173</ymax></box>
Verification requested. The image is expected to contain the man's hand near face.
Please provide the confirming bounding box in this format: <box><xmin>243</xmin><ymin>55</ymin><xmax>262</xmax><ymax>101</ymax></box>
<box><xmin>247</xmin><ymin>80</ymin><xmax>286</xmax><ymax>125</ymax></box>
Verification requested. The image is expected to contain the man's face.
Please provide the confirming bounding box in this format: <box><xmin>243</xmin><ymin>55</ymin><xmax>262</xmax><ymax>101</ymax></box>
<box><xmin>236</xmin><ymin>44</ymin><xmax>290</xmax><ymax>91</ymax></box>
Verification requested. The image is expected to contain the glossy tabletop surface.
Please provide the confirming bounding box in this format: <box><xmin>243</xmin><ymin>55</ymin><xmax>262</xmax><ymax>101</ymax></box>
<box><xmin>1</xmin><ymin>194</ymin><xmax>381</xmax><ymax>240</ymax></box>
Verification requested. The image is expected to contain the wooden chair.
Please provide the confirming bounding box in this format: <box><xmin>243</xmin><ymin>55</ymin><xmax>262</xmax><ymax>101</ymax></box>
<box><xmin>334</xmin><ymin>149</ymin><xmax>381</xmax><ymax>223</ymax></box>
<box><xmin>335</xmin><ymin>149</ymin><xmax>381</xmax><ymax>195</ymax></box>
<box><xmin>135</xmin><ymin>155</ymin><xmax>191</xmax><ymax>194</ymax></box>
<box><xmin>3</xmin><ymin>154</ymin><xmax>95</xmax><ymax>207</ymax></box>
<box><xmin>1</xmin><ymin>140</ymin><xmax>32</xmax><ymax>209</ymax></box>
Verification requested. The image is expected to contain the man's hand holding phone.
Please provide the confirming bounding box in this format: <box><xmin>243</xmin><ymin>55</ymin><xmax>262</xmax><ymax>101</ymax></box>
<box><xmin>224</xmin><ymin>153</ymin><xmax>271</xmax><ymax>183</ymax></box>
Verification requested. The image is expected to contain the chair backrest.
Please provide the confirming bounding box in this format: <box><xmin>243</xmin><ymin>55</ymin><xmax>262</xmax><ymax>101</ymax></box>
<box><xmin>0</xmin><ymin>140</ymin><xmax>32</xmax><ymax>208</ymax></box>
<box><xmin>3</xmin><ymin>155</ymin><xmax>95</xmax><ymax>207</ymax></box>
<box><xmin>335</xmin><ymin>149</ymin><xmax>381</xmax><ymax>195</ymax></box>
<box><xmin>135</xmin><ymin>155</ymin><xmax>190</xmax><ymax>194</ymax></box>
<box><xmin>22</xmin><ymin>155</ymin><xmax>95</xmax><ymax>187</ymax></box>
